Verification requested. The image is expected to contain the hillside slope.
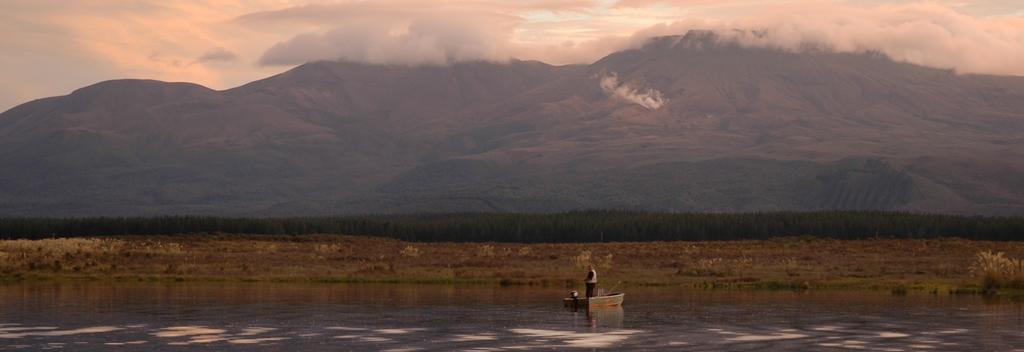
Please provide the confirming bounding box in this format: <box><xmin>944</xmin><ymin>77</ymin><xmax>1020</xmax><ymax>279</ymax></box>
<box><xmin>2</xmin><ymin>33</ymin><xmax>1023</xmax><ymax>215</ymax></box>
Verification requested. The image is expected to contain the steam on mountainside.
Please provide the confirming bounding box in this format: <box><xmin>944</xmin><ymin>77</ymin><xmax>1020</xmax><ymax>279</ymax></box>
<box><xmin>599</xmin><ymin>72</ymin><xmax>667</xmax><ymax>110</ymax></box>
<box><xmin>2</xmin><ymin>32</ymin><xmax>1023</xmax><ymax>216</ymax></box>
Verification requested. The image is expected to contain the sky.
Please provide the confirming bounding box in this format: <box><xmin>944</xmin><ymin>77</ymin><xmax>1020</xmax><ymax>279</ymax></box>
<box><xmin>1</xmin><ymin>0</ymin><xmax>1023</xmax><ymax>111</ymax></box>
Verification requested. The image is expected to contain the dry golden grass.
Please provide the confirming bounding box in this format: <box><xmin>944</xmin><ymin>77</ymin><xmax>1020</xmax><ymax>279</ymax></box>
<box><xmin>400</xmin><ymin>245</ymin><xmax>421</xmax><ymax>258</ymax></box>
<box><xmin>1</xmin><ymin>235</ymin><xmax>1023</xmax><ymax>292</ymax></box>
<box><xmin>971</xmin><ymin>251</ymin><xmax>1024</xmax><ymax>290</ymax></box>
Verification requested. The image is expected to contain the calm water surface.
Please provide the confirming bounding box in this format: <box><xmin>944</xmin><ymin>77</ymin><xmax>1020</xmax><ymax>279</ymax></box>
<box><xmin>1</xmin><ymin>283</ymin><xmax>1022</xmax><ymax>351</ymax></box>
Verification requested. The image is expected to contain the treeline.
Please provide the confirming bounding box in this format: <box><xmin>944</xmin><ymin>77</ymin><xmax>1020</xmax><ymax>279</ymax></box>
<box><xmin>0</xmin><ymin>211</ymin><xmax>1022</xmax><ymax>242</ymax></box>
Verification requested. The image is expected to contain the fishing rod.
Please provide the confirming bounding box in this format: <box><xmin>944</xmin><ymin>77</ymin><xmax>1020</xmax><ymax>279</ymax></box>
<box><xmin>605</xmin><ymin>281</ymin><xmax>623</xmax><ymax>294</ymax></box>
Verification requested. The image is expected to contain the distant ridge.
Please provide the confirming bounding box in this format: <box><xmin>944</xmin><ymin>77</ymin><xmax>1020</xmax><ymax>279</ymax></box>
<box><xmin>2</xmin><ymin>31</ymin><xmax>1024</xmax><ymax>216</ymax></box>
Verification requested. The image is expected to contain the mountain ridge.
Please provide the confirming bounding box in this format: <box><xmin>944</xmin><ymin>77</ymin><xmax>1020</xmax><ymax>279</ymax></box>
<box><xmin>2</xmin><ymin>33</ymin><xmax>1024</xmax><ymax>216</ymax></box>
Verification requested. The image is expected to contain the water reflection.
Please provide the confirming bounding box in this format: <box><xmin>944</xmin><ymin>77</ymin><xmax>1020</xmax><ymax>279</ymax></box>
<box><xmin>0</xmin><ymin>283</ymin><xmax>1021</xmax><ymax>351</ymax></box>
<box><xmin>565</xmin><ymin>306</ymin><xmax>624</xmax><ymax>329</ymax></box>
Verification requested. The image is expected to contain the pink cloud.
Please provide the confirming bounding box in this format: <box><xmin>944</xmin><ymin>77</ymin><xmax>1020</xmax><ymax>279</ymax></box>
<box><xmin>244</xmin><ymin>1</ymin><xmax>1024</xmax><ymax>76</ymax></box>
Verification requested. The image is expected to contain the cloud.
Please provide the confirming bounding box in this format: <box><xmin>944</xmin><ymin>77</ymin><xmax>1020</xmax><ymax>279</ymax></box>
<box><xmin>733</xmin><ymin>3</ymin><xmax>1024</xmax><ymax>76</ymax></box>
<box><xmin>258</xmin><ymin>14</ymin><xmax>516</xmax><ymax>66</ymax></box>
<box><xmin>599</xmin><ymin>72</ymin><xmax>667</xmax><ymax>110</ymax></box>
<box><xmin>244</xmin><ymin>0</ymin><xmax>669</xmax><ymax>66</ymax></box>
<box><xmin>247</xmin><ymin>1</ymin><xmax>1024</xmax><ymax>76</ymax></box>
<box><xmin>243</xmin><ymin>2</ymin><xmax>539</xmax><ymax>66</ymax></box>
<box><xmin>593</xmin><ymin>2</ymin><xmax>1024</xmax><ymax>76</ymax></box>
<box><xmin>239</xmin><ymin>1</ymin><xmax>598</xmax><ymax>66</ymax></box>
<box><xmin>236</xmin><ymin>1</ymin><xmax>598</xmax><ymax>25</ymax></box>
<box><xmin>195</xmin><ymin>47</ymin><xmax>239</xmax><ymax>64</ymax></box>
<box><xmin>613</xmin><ymin>0</ymin><xmax>740</xmax><ymax>8</ymax></box>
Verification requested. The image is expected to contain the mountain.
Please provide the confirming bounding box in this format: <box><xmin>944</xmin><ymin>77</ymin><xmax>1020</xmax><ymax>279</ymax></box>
<box><xmin>2</xmin><ymin>32</ymin><xmax>1024</xmax><ymax>216</ymax></box>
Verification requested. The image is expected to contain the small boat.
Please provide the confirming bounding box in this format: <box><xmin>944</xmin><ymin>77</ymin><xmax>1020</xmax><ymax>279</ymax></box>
<box><xmin>563</xmin><ymin>292</ymin><xmax>625</xmax><ymax>309</ymax></box>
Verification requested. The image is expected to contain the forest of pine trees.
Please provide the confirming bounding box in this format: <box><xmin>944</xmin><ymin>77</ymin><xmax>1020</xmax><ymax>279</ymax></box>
<box><xmin>0</xmin><ymin>211</ymin><xmax>1021</xmax><ymax>242</ymax></box>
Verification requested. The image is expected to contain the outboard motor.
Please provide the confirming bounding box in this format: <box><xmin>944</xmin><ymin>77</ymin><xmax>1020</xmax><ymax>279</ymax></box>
<box><xmin>569</xmin><ymin>290</ymin><xmax>581</xmax><ymax>311</ymax></box>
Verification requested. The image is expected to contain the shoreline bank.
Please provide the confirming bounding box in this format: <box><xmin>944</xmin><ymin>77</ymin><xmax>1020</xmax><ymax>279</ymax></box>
<box><xmin>2</xmin><ymin>235</ymin><xmax>1022</xmax><ymax>294</ymax></box>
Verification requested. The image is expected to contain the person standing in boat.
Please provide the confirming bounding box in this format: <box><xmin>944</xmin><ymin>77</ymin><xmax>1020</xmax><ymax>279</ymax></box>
<box><xmin>585</xmin><ymin>264</ymin><xmax>597</xmax><ymax>297</ymax></box>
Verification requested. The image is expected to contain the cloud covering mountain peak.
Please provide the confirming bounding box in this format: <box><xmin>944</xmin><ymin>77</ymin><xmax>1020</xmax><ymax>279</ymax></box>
<box><xmin>251</xmin><ymin>1</ymin><xmax>1024</xmax><ymax>76</ymax></box>
<box><xmin>257</xmin><ymin>13</ymin><xmax>516</xmax><ymax>66</ymax></box>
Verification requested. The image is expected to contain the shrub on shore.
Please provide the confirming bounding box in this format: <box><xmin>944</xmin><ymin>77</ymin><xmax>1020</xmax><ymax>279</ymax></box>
<box><xmin>971</xmin><ymin>251</ymin><xmax>1024</xmax><ymax>290</ymax></box>
<box><xmin>400</xmin><ymin>245</ymin><xmax>421</xmax><ymax>258</ymax></box>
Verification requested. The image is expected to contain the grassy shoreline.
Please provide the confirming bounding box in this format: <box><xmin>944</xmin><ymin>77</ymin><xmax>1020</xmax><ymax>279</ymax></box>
<box><xmin>1</xmin><ymin>235</ymin><xmax>1022</xmax><ymax>294</ymax></box>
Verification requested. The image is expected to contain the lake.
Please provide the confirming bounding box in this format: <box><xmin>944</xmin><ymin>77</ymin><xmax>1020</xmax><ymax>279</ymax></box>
<box><xmin>1</xmin><ymin>283</ymin><xmax>1022</xmax><ymax>351</ymax></box>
